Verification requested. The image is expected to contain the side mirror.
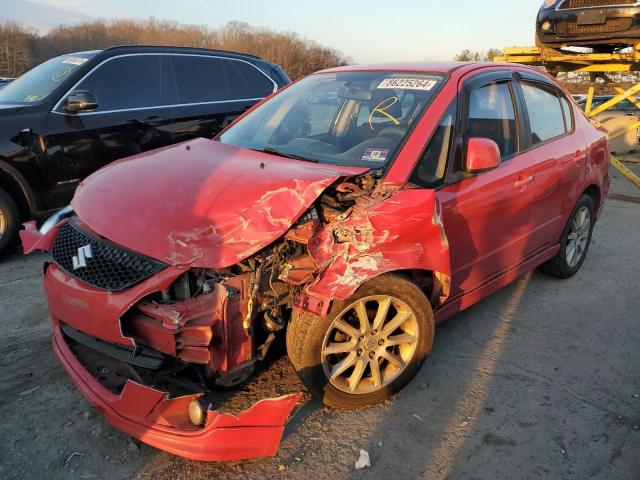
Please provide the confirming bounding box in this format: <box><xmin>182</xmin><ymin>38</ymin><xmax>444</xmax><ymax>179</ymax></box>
<box><xmin>465</xmin><ymin>137</ymin><xmax>501</xmax><ymax>173</ymax></box>
<box><xmin>64</xmin><ymin>90</ymin><xmax>98</xmax><ymax>113</ymax></box>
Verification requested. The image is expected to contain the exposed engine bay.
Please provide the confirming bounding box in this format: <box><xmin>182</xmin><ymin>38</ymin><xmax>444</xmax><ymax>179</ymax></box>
<box><xmin>115</xmin><ymin>173</ymin><xmax>388</xmax><ymax>391</ymax></box>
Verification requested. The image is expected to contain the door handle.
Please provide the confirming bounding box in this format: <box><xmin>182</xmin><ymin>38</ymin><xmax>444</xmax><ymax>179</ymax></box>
<box><xmin>125</xmin><ymin>116</ymin><xmax>168</xmax><ymax>127</ymax></box>
<box><xmin>515</xmin><ymin>175</ymin><xmax>534</xmax><ymax>189</ymax></box>
<box><xmin>141</xmin><ymin>116</ymin><xmax>168</xmax><ymax>126</ymax></box>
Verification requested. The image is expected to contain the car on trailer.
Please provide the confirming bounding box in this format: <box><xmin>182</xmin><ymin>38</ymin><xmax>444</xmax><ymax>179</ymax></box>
<box><xmin>537</xmin><ymin>0</ymin><xmax>640</xmax><ymax>50</ymax></box>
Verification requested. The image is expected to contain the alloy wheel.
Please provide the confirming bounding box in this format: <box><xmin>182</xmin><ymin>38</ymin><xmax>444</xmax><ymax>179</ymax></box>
<box><xmin>321</xmin><ymin>295</ymin><xmax>419</xmax><ymax>395</ymax></box>
<box><xmin>566</xmin><ymin>206</ymin><xmax>590</xmax><ymax>268</ymax></box>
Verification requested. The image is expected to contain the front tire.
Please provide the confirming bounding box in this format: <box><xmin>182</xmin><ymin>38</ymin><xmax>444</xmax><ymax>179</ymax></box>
<box><xmin>540</xmin><ymin>194</ymin><xmax>595</xmax><ymax>279</ymax></box>
<box><xmin>286</xmin><ymin>274</ymin><xmax>434</xmax><ymax>409</ymax></box>
<box><xmin>0</xmin><ymin>188</ymin><xmax>19</xmax><ymax>257</ymax></box>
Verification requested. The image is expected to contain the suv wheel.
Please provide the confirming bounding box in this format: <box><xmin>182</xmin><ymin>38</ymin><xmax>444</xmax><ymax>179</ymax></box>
<box><xmin>286</xmin><ymin>274</ymin><xmax>434</xmax><ymax>409</ymax></box>
<box><xmin>540</xmin><ymin>194</ymin><xmax>595</xmax><ymax>279</ymax></box>
<box><xmin>0</xmin><ymin>188</ymin><xmax>19</xmax><ymax>257</ymax></box>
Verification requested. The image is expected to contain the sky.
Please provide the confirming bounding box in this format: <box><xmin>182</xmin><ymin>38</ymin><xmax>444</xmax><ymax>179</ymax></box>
<box><xmin>3</xmin><ymin>0</ymin><xmax>543</xmax><ymax>62</ymax></box>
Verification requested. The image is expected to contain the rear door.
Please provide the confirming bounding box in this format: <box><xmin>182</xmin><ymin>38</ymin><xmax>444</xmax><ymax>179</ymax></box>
<box><xmin>514</xmin><ymin>72</ymin><xmax>587</xmax><ymax>257</ymax></box>
<box><xmin>168</xmin><ymin>55</ymin><xmax>277</xmax><ymax>143</ymax></box>
<box><xmin>43</xmin><ymin>54</ymin><xmax>174</xmax><ymax>206</ymax></box>
<box><xmin>435</xmin><ymin>71</ymin><xmax>534</xmax><ymax>297</ymax></box>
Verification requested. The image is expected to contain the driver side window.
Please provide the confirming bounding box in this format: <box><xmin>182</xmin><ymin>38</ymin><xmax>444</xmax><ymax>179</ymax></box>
<box><xmin>466</xmin><ymin>81</ymin><xmax>518</xmax><ymax>159</ymax></box>
<box><xmin>72</xmin><ymin>55</ymin><xmax>164</xmax><ymax>112</ymax></box>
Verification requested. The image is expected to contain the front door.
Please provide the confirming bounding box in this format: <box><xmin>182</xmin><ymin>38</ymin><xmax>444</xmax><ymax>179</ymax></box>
<box><xmin>436</xmin><ymin>72</ymin><xmax>534</xmax><ymax>298</ymax></box>
<box><xmin>43</xmin><ymin>54</ymin><xmax>174</xmax><ymax>207</ymax></box>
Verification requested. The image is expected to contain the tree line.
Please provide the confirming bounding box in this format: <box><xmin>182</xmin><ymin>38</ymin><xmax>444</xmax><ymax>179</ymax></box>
<box><xmin>0</xmin><ymin>19</ymin><xmax>350</xmax><ymax>79</ymax></box>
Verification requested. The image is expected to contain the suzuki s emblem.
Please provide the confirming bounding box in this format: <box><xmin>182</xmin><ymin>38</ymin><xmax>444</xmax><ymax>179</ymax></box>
<box><xmin>72</xmin><ymin>244</ymin><xmax>93</xmax><ymax>270</ymax></box>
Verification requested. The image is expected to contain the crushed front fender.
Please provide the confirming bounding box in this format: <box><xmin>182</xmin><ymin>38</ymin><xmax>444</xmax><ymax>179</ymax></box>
<box><xmin>305</xmin><ymin>187</ymin><xmax>451</xmax><ymax>303</ymax></box>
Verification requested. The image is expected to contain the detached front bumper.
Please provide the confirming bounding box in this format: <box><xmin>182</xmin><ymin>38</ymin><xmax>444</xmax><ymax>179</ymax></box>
<box><xmin>52</xmin><ymin>324</ymin><xmax>300</xmax><ymax>461</ymax></box>
<box><xmin>23</xmin><ymin>223</ymin><xmax>301</xmax><ymax>462</ymax></box>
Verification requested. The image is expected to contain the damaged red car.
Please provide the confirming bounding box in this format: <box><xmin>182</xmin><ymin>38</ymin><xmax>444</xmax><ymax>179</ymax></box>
<box><xmin>22</xmin><ymin>62</ymin><xmax>610</xmax><ymax>461</ymax></box>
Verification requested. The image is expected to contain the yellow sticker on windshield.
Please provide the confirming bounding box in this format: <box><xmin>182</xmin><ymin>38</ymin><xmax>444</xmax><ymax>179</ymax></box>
<box><xmin>24</xmin><ymin>95</ymin><xmax>39</xmax><ymax>102</ymax></box>
<box><xmin>378</xmin><ymin>78</ymin><xmax>438</xmax><ymax>91</ymax></box>
<box><xmin>369</xmin><ymin>96</ymin><xmax>400</xmax><ymax>130</ymax></box>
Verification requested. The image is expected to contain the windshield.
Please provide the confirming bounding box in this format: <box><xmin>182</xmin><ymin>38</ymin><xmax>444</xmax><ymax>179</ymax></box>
<box><xmin>219</xmin><ymin>71</ymin><xmax>444</xmax><ymax>167</ymax></box>
<box><xmin>0</xmin><ymin>53</ymin><xmax>96</xmax><ymax>104</ymax></box>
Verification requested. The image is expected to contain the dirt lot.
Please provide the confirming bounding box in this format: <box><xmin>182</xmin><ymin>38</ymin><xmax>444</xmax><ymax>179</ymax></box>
<box><xmin>1</xmin><ymin>174</ymin><xmax>639</xmax><ymax>480</ymax></box>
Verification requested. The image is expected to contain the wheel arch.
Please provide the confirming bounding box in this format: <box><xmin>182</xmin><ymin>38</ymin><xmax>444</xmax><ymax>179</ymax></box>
<box><xmin>0</xmin><ymin>159</ymin><xmax>38</xmax><ymax>219</ymax></box>
<box><xmin>372</xmin><ymin>268</ymin><xmax>444</xmax><ymax>308</ymax></box>
<box><xmin>583</xmin><ymin>184</ymin><xmax>601</xmax><ymax>210</ymax></box>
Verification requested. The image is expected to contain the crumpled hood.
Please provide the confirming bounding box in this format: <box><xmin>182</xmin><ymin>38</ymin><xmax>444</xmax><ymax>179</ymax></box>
<box><xmin>72</xmin><ymin>138</ymin><xmax>367</xmax><ymax>267</ymax></box>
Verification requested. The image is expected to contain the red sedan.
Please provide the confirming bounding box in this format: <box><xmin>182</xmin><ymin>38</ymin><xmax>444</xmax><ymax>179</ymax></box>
<box><xmin>22</xmin><ymin>61</ymin><xmax>610</xmax><ymax>461</ymax></box>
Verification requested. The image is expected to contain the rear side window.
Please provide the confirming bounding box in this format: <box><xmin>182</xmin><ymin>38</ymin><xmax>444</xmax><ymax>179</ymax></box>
<box><xmin>521</xmin><ymin>82</ymin><xmax>566</xmax><ymax>145</ymax></box>
<box><xmin>75</xmin><ymin>55</ymin><xmax>163</xmax><ymax>111</ymax></box>
<box><xmin>467</xmin><ymin>82</ymin><xmax>518</xmax><ymax>158</ymax></box>
<box><xmin>224</xmin><ymin>60</ymin><xmax>275</xmax><ymax>99</ymax></box>
<box><xmin>171</xmin><ymin>55</ymin><xmax>230</xmax><ymax>103</ymax></box>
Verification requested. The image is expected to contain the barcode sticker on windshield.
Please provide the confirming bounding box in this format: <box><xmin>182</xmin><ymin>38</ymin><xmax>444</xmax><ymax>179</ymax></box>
<box><xmin>362</xmin><ymin>148</ymin><xmax>389</xmax><ymax>162</ymax></box>
<box><xmin>378</xmin><ymin>78</ymin><xmax>438</xmax><ymax>91</ymax></box>
<box><xmin>63</xmin><ymin>57</ymin><xmax>88</xmax><ymax>65</ymax></box>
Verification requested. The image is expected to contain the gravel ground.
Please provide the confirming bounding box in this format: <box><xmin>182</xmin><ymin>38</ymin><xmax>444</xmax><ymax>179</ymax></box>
<box><xmin>0</xmin><ymin>176</ymin><xmax>638</xmax><ymax>480</ymax></box>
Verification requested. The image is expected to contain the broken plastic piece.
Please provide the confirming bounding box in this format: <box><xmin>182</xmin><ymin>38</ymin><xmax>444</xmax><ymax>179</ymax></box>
<box><xmin>19</xmin><ymin>221</ymin><xmax>61</xmax><ymax>254</ymax></box>
<box><xmin>53</xmin><ymin>321</ymin><xmax>302</xmax><ymax>461</ymax></box>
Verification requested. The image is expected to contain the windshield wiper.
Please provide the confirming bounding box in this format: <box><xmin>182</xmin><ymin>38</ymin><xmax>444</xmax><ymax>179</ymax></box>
<box><xmin>258</xmin><ymin>146</ymin><xmax>319</xmax><ymax>163</ymax></box>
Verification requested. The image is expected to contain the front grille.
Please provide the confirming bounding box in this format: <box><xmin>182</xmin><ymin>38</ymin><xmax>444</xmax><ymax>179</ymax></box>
<box><xmin>560</xmin><ymin>0</ymin><xmax>636</xmax><ymax>8</ymax></box>
<box><xmin>52</xmin><ymin>221</ymin><xmax>166</xmax><ymax>291</ymax></box>
<box><xmin>558</xmin><ymin>17</ymin><xmax>633</xmax><ymax>33</ymax></box>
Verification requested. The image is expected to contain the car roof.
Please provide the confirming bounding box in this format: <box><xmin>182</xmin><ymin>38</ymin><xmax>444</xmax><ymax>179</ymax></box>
<box><xmin>317</xmin><ymin>61</ymin><xmax>551</xmax><ymax>76</ymax></box>
<box><xmin>97</xmin><ymin>45</ymin><xmax>263</xmax><ymax>60</ymax></box>
<box><xmin>318</xmin><ymin>61</ymin><xmax>467</xmax><ymax>74</ymax></box>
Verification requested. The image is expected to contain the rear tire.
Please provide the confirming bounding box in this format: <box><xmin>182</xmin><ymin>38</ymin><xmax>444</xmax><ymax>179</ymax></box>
<box><xmin>286</xmin><ymin>274</ymin><xmax>434</xmax><ymax>409</ymax></box>
<box><xmin>0</xmin><ymin>188</ymin><xmax>19</xmax><ymax>257</ymax></box>
<box><xmin>540</xmin><ymin>194</ymin><xmax>595</xmax><ymax>279</ymax></box>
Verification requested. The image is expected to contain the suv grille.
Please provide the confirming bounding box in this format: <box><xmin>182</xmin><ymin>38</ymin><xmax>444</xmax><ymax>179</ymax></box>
<box><xmin>52</xmin><ymin>221</ymin><xmax>166</xmax><ymax>292</ymax></box>
<box><xmin>560</xmin><ymin>0</ymin><xmax>636</xmax><ymax>8</ymax></box>
<box><xmin>558</xmin><ymin>17</ymin><xmax>633</xmax><ymax>33</ymax></box>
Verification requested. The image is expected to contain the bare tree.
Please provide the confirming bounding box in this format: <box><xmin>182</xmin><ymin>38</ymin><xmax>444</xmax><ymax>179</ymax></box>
<box><xmin>0</xmin><ymin>22</ymin><xmax>36</xmax><ymax>77</ymax></box>
<box><xmin>0</xmin><ymin>19</ymin><xmax>350</xmax><ymax>79</ymax></box>
<box><xmin>453</xmin><ymin>48</ymin><xmax>503</xmax><ymax>62</ymax></box>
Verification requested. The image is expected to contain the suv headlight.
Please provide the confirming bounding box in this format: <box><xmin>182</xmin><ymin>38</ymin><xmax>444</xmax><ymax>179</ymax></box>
<box><xmin>39</xmin><ymin>205</ymin><xmax>74</xmax><ymax>235</ymax></box>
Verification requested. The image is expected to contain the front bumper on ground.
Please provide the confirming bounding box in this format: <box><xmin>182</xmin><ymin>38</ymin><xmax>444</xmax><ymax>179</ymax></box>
<box><xmin>22</xmin><ymin>224</ymin><xmax>302</xmax><ymax>461</ymax></box>
<box><xmin>53</xmin><ymin>324</ymin><xmax>301</xmax><ymax>461</ymax></box>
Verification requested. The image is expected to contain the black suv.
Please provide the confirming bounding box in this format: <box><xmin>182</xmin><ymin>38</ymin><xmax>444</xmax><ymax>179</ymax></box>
<box><xmin>537</xmin><ymin>0</ymin><xmax>640</xmax><ymax>50</ymax></box>
<box><xmin>0</xmin><ymin>46</ymin><xmax>290</xmax><ymax>255</ymax></box>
